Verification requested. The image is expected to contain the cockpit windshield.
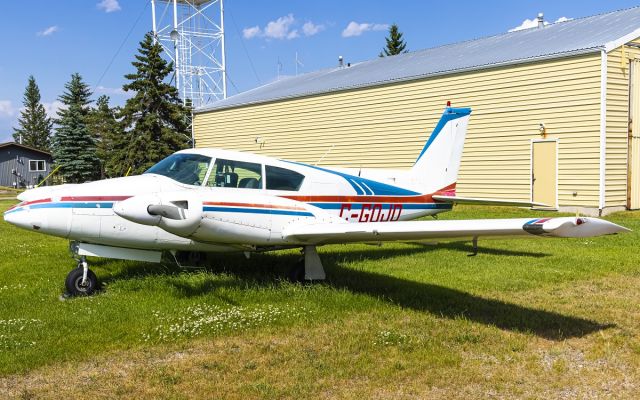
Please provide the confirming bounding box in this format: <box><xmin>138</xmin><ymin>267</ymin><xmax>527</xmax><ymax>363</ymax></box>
<box><xmin>144</xmin><ymin>153</ymin><xmax>211</xmax><ymax>186</ymax></box>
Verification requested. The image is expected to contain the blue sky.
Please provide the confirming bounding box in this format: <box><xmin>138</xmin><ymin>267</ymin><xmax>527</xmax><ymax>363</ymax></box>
<box><xmin>1</xmin><ymin>0</ymin><xmax>639</xmax><ymax>143</ymax></box>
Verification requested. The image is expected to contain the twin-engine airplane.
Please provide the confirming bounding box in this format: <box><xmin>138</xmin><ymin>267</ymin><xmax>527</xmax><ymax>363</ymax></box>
<box><xmin>4</xmin><ymin>106</ymin><xmax>628</xmax><ymax>296</ymax></box>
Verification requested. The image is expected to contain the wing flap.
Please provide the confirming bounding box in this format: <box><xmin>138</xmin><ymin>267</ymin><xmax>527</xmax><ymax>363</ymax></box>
<box><xmin>283</xmin><ymin>217</ymin><xmax>628</xmax><ymax>245</ymax></box>
<box><xmin>432</xmin><ymin>195</ymin><xmax>549</xmax><ymax>208</ymax></box>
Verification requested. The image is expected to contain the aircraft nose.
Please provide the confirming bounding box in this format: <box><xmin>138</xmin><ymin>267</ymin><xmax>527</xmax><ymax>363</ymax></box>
<box><xmin>3</xmin><ymin>207</ymin><xmax>32</xmax><ymax>230</ymax></box>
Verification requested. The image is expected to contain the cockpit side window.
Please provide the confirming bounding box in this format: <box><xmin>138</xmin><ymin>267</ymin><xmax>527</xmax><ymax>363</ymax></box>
<box><xmin>144</xmin><ymin>153</ymin><xmax>211</xmax><ymax>186</ymax></box>
<box><xmin>206</xmin><ymin>158</ymin><xmax>262</xmax><ymax>189</ymax></box>
<box><xmin>265</xmin><ymin>166</ymin><xmax>305</xmax><ymax>191</ymax></box>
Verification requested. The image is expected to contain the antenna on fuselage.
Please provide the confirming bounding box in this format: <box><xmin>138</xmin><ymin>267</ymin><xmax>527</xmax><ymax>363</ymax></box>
<box><xmin>314</xmin><ymin>144</ymin><xmax>335</xmax><ymax>166</ymax></box>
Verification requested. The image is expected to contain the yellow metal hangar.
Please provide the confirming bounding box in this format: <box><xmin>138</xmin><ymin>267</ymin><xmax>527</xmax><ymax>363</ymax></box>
<box><xmin>193</xmin><ymin>7</ymin><xmax>640</xmax><ymax>216</ymax></box>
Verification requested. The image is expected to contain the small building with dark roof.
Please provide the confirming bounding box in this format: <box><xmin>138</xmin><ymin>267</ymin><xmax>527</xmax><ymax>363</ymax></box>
<box><xmin>0</xmin><ymin>142</ymin><xmax>53</xmax><ymax>188</ymax></box>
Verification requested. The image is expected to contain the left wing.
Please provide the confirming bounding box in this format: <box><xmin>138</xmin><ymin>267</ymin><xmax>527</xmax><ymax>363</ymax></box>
<box><xmin>283</xmin><ymin>217</ymin><xmax>628</xmax><ymax>245</ymax></box>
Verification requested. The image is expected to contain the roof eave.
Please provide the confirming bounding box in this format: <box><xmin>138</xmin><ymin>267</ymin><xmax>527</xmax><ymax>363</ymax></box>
<box><xmin>605</xmin><ymin>27</ymin><xmax>640</xmax><ymax>52</ymax></box>
<box><xmin>195</xmin><ymin>47</ymin><xmax>603</xmax><ymax>114</ymax></box>
<box><xmin>0</xmin><ymin>142</ymin><xmax>52</xmax><ymax>156</ymax></box>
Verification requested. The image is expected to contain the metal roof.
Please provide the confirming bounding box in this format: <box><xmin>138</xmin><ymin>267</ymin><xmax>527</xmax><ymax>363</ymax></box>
<box><xmin>197</xmin><ymin>7</ymin><xmax>640</xmax><ymax>113</ymax></box>
<box><xmin>0</xmin><ymin>142</ymin><xmax>52</xmax><ymax>156</ymax></box>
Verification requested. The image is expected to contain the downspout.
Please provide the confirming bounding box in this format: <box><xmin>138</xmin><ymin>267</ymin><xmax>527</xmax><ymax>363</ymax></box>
<box><xmin>599</xmin><ymin>49</ymin><xmax>607</xmax><ymax>213</ymax></box>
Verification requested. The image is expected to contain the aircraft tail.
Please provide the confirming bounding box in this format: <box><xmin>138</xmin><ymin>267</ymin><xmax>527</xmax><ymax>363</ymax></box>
<box><xmin>409</xmin><ymin>107</ymin><xmax>471</xmax><ymax>195</ymax></box>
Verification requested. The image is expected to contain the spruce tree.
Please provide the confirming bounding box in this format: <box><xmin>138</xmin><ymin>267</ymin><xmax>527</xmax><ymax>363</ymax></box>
<box><xmin>13</xmin><ymin>76</ymin><xmax>53</xmax><ymax>150</ymax></box>
<box><xmin>379</xmin><ymin>24</ymin><xmax>408</xmax><ymax>57</ymax></box>
<box><xmin>112</xmin><ymin>32</ymin><xmax>190</xmax><ymax>176</ymax></box>
<box><xmin>52</xmin><ymin>73</ymin><xmax>100</xmax><ymax>183</ymax></box>
<box><xmin>86</xmin><ymin>95</ymin><xmax>122</xmax><ymax>178</ymax></box>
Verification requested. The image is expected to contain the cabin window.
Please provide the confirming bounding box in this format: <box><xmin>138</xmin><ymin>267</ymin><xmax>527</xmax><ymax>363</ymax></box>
<box><xmin>265</xmin><ymin>166</ymin><xmax>305</xmax><ymax>191</ymax></box>
<box><xmin>29</xmin><ymin>160</ymin><xmax>46</xmax><ymax>172</ymax></box>
<box><xmin>207</xmin><ymin>158</ymin><xmax>262</xmax><ymax>189</ymax></box>
<box><xmin>144</xmin><ymin>153</ymin><xmax>211</xmax><ymax>186</ymax></box>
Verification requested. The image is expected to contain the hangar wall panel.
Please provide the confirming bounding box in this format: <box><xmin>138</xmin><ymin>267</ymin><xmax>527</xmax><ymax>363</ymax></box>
<box><xmin>606</xmin><ymin>42</ymin><xmax>640</xmax><ymax>208</ymax></box>
<box><xmin>194</xmin><ymin>53</ymin><xmax>602</xmax><ymax>205</ymax></box>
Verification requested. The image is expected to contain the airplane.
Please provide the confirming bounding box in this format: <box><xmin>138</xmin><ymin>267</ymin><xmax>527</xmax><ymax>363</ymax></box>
<box><xmin>3</xmin><ymin>105</ymin><xmax>629</xmax><ymax>296</ymax></box>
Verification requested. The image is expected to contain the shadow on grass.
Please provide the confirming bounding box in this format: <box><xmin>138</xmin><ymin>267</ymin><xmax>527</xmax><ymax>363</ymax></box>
<box><xmin>97</xmin><ymin>244</ymin><xmax>608</xmax><ymax>340</ymax></box>
<box><xmin>327</xmin><ymin>266</ymin><xmax>612</xmax><ymax>340</ymax></box>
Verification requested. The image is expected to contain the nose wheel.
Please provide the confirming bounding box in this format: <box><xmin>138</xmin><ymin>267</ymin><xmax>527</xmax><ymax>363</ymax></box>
<box><xmin>65</xmin><ymin>256</ymin><xmax>98</xmax><ymax>296</ymax></box>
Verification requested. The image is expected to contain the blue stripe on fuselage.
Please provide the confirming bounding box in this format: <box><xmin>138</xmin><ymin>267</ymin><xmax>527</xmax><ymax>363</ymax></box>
<box><xmin>4</xmin><ymin>202</ymin><xmax>115</xmax><ymax>214</ymax></box>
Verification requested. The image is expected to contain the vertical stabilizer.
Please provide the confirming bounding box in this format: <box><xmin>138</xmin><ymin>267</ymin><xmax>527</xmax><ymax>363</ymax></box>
<box><xmin>409</xmin><ymin>107</ymin><xmax>471</xmax><ymax>194</ymax></box>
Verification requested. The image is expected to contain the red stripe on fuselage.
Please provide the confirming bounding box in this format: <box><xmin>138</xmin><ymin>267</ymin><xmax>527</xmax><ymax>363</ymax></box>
<box><xmin>7</xmin><ymin>198</ymin><xmax>52</xmax><ymax>211</ymax></box>
<box><xmin>282</xmin><ymin>183</ymin><xmax>457</xmax><ymax>204</ymax></box>
<box><xmin>60</xmin><ymin>196</ymin><xmax>132</xmax><ymax>202</ymax></box>
<box><xmin>203</xmin><ymin>201</ymin><xmax>307</xmax><ymax>211</ymax></box>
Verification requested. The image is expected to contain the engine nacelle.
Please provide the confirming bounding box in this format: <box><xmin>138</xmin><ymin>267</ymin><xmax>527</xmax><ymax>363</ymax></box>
<box><xmin>114</xmin><ymin>193</ymin><xmax>203</xmax><ymax>238</ymax></box>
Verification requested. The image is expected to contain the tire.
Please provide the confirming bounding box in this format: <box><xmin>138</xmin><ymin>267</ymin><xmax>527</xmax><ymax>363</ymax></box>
<box><xmin>288</xmin><ymin>260</ymin><xmax>305</xmax><ymax>283</ymax></box>
<box><xmin>65</xmin><ymin>268</ymin><xmax>98</xmax><ymax>296</ymax></box>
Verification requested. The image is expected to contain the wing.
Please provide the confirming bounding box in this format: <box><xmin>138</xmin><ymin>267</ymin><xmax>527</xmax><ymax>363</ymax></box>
<box><xmin>432</xmin><ymin>195</ymin><xmax>548</xmax><ymax>208</ymax></box>
<box><xmin>283</xmin><ymin>217</ymin><xmax>628</xmax><ymax>245</ymax></box>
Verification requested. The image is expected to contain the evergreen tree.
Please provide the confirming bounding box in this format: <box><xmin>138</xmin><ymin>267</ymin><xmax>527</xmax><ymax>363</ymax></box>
<box><xmin>13</xmin><ymin>76</ymin><xmax>53</xmax><ymax>150</ymax></box>
<box><xmin>111</xmin><ymin>32</ymin><xmax>190</xmax><ymax>176</ymax></box>
<box><xmin>379</xmin><ymin>24</ymin><xmax>408</xmax><ymax>57</ymax></box>
<box><xmin>86</xmin><ymin>95</ymin><xmax>122</xmax><ymax>178</ymax></box>
<box><xmin>52</xmin><ymin>73</ymin><xmax>100</xmax><ymax>183</ymax></box>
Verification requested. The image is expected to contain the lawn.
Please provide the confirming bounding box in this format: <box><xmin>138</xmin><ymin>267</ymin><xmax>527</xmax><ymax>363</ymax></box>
<box><xmin>0</xmin><ymin>198</ymin><xmax>639</xmax><ymax>399</ymax></box>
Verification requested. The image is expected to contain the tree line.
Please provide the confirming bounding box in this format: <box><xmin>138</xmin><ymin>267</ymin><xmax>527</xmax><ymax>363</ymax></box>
<box><xmin>13</xmin><ymin>32</ymin><xmax>190</xmax><ymax>183</ymax></box>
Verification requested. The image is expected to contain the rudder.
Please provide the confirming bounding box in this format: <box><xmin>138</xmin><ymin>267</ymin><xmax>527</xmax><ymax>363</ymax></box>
<box><xmin>409</xmin><ymin>107</ymin><xmax>471</xmax><ymax>194</ymax></box>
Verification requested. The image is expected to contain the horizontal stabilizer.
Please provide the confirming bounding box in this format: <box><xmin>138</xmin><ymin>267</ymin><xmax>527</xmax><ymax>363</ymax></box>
<box><xmin>283</xmin><ymin>217</ymin><xmax>629</xmax><ymax>245</ymax></box>
<box><xmin>432</xmin><ymin>195</ymin><xmax>549</xmax><ymax>208</ymax></box>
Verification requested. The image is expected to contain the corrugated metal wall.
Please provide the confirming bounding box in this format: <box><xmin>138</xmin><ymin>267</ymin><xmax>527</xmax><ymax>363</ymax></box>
<box><xmin>194</xmin><ymin>53</ymin><xmax>603</xmax><ymax>206</ymax></box>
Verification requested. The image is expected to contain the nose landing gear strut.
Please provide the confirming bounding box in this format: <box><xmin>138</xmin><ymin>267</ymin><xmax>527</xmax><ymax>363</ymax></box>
<box><xmin>66</xmin><ymin>242</ymin><xmax>98</xmax><ymax>296</ymax></box>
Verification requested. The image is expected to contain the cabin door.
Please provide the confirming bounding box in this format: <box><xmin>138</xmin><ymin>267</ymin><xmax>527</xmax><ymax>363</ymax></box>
<box><xmin>532</xmin><ymin>140</ymin><xmax>557</xmax><ymax>208</ymax></box>
<box><xmin>628</xmin><ymin>59</ymin><xmax>640</xmax><ymax>209</ymax></box>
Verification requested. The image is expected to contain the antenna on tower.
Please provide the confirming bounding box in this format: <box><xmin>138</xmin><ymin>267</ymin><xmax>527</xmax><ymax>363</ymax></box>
<box><xmin>151</xmin><ymin>0</ymin><xmax>227</xmax><ymax>108</ymax></box>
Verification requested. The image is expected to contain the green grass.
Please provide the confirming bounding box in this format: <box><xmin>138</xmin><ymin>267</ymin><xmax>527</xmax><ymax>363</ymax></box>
<box><xmin>1</xmin><ymin>199</ymin><xmax>639</xmax><ymax>398</ymax></box>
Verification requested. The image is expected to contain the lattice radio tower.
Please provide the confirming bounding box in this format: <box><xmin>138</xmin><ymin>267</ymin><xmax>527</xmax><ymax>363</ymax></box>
<box><xmin>151</xmin><ymin>0</ymin><xmax>227</xmax><ymax>109</ymax></box>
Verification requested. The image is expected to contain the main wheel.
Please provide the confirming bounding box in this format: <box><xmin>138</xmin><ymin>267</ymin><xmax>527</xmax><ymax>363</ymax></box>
<box><xmin>288</xmin><ymin>260</ymin><xmax>305</xmax><ymax>283</ymax></box>
<box><xmin>65</xmin><ymin>267</ymin><xmax>98</xmax><ymax>296</ymax></box>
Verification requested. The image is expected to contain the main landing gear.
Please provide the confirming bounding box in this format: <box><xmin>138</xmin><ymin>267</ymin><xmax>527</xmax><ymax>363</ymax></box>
<box><xmin>288</xmin><ymin>246</ymin><xmax>326</xmax><ymax>283</ymax></box>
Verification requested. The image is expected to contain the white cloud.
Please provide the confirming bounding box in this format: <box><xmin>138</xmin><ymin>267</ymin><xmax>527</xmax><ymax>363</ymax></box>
<box><xmin>0</xmin><ymin>100</ymin><xmax>16</xmax><ymax>118</ymax></box>
<box><xmin>97</xmin><ymin>0</ymin><xmax>121</xmax><ymax>13</ymax></box>
<box><xmin>243</xmin><ymin>14</ymin><xmax>323</xmax><ymax>40</ymax></box>
<box><xmin>43</xmin><ymin>101</ymin><xmax>65</xmax><ymax>119</ymax></box>
<box><xmin>342</xmin><ymin>21</ymin><xmax>388</xmax><ymax>38</ymax></box>
<box><xmin>37</xmin><ymin>26</ymin><xmax>59</xmax><ymax>37</ymax></box>
<box><xmin>302</xmin><ymin>21</ymin><xmax>325</xmax><ymax>37</ymax></box>
<box><xmin>509</xmin><ymin>16</ymin><xmax>572</xmax><ymax>32</ymax></box>
<box><xmin>243</xmin><ymin>25</ymin><xmax>261</xmax><ymax>39</ymax></box>
<box><xmin>264</xmin><ymin>14</ymin><xmax>296</xmax><ymax>39</ymax></box>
